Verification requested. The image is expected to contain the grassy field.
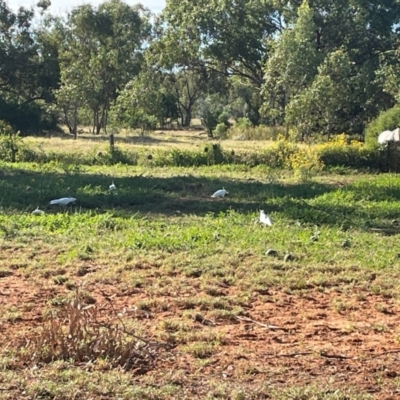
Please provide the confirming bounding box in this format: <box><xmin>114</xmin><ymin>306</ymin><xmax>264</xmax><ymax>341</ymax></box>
<box><xmin>1</xmin><ymin>132</ymin><xmax>400</xmax><ymax>399</ymax></box>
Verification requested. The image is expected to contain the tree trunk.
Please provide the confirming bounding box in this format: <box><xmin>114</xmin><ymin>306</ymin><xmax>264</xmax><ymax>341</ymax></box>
<box><xmin>72</xmin><ymin>105</ymin><xmax>78</xmax><ymax>140</ymax></box>
<box><xmin>182</xmin><ymin>109</ymin><xmax>191</xmax><ymax>127</ymax></box>
<box><xmin>92</xmin><ymin>110</ymin><xmax>97</xmax><ymax>134</ymax></box>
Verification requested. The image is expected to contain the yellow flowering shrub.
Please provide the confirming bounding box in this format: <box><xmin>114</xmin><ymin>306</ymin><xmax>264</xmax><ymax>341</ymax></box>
<box><xmin>317</xmin><ymin>133</ymin><xmax>379</xmax><ymax>169</ymax></box>
<box><xmin>289</xmin><ymin>146</ymin><xmax>324</xmax><ymax>182</ymax></box>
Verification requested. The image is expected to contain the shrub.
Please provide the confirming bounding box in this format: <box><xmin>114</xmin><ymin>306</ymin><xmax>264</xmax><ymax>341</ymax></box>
<box><xmin>214</xmin><ymin>123</ymin><xmax>228</xmax><ymax>138</ymax></box>
<box><xmin>96</xmin><ymin>147</ymin><xmax>139</xmax><ymax>166</ymax></box>
<box><xmin>365</xmin><ymin>106</ymin><xmax>400</xmax><ymax>146</ymax></box>
<box><xmin>317</xmin><ymin>134</ymin><xmax>383</xmax><ymax>170</ymax></box>
<box><xmin>289</xmin><ymin>146</ymin><xmax>324</xmax><ymax>182</ymax></box>
<box><xmin>236</xmin><ymin>117</ymin><xmax>253</xmax><ymax>128</ymax></box>
<box><xmin>0</xmin><ymin>120</ymin><xmax>22</xmax><ymax>162</ymax></box>
<box><xmin>151</xmin><ymin>143</ymin><xmax>233</xmax><ymax>167</ymax></box>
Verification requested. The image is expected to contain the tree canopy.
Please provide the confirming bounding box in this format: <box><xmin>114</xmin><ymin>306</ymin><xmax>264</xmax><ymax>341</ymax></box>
<box><xmin>1</xmin><ymin>0</ymin><xmax>400</xmax><ymax>139</ymax></box>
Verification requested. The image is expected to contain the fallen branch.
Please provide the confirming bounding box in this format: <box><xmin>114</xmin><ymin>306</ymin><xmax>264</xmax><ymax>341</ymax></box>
<box><xmin>319</xmin><ymin>350</ymin><xmax>354</xmax><ymax>360</ymax></box>
<box><xmin>263</xmin><ymin>351</ymin><xmax>314</xmax><ymax>358</ymax></box>
<box><xmin>368</xmin><ymin>349</ymin><xmax>400</xmax><ymax>359</ymax></box>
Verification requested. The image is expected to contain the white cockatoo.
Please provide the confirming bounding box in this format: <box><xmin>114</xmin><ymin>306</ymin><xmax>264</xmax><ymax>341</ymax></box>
<box><xmin>109</xmin><ymin>181</ymin><xmax>116</xmax><ymax>191</ymax></box>
<box><xmin>32</xmin><ymin>207</ymin><xmax>45</xmax><ymax>215</ymax></box>
<box><xmin>259</xmin><ymin>210</ymin><xmax>272</xmax><ymax>226</ymax></box>
<box><xmin>49</xmin><ymin>197</ymin><xmax>76</xmax><ymax>206</ymax></box>
<box><xmin>211</xmin><ymin>188</ymin><xmax>228</xmax><ymax>198</ymax></box>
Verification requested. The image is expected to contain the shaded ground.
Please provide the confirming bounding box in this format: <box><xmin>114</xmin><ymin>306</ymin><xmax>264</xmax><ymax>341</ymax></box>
<box><xmin>1</xmin><ymin>272</ymin><xmax>400</xmax><ymax>398</ymax></box>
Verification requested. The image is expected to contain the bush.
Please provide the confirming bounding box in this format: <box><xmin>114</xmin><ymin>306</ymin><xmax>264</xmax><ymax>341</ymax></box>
<box><xmin>317</xmin><ymin>134</ymin><xmax>381</xmax><ymax>169</ymax></box>
<box><xmin>0</xmin><ymin>121</ymin><xmax>22</xmax><ymax>162</ymax></box>
<box><xmin>150</xmin><ymin>143</ymin><xmax>233</xmax><ymax>167</ymax></box>
<box><xmin>236</xmin><ymin>117</ymin><xmax>253</xmax><ymax>128</ymax></box>
<box><xmin>214</xmin><ymin>123</ymin><xmax>228</xmax><ymax>138</ymax></box>
<box><xmin>365</xmin><ymin>106</ymin><xmax>400</xmax><ymax>146</ymax></box>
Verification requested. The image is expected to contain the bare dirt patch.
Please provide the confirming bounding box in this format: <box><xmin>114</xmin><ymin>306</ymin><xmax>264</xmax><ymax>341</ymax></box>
<box><xmin>1</xmin><ymin>273</ymin><xmax>400</xmax><ymax>398</ymax></box>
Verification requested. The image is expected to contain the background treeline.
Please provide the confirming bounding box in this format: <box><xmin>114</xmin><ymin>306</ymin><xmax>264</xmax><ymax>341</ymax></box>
<box><xmin>1</xmin><ymin>0</ymin><xmax>400</xmax><ymax>142</ymax></box>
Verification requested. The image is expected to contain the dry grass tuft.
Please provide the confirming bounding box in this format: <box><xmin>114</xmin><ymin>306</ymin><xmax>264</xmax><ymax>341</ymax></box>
<box><xmin>20</xmin><ymin>289</ymin><xmax>171</xmax><ymax>371</ymax></box>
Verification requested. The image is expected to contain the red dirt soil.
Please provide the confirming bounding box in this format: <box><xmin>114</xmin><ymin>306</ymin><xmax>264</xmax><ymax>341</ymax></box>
<box><xmin>1</xmin><ymin>273</ymin><xmax>400</xmax><ymax>399</ymax></box>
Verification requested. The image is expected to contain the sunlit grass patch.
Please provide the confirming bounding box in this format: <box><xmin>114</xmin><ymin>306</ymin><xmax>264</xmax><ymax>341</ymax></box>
<box><xmin>1</xmin><ymin>152</ymin><xmax>400</xmax><ymax>398</ymax></box>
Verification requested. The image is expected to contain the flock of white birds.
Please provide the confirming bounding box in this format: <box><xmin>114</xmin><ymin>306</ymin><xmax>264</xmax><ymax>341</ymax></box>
<box><xmin>210</xmin><ymin>187</ymin><xmax>272</xmax><ymax>226</ymax></box>
<box><xmin>31</xmin><ymin>182</ymin><xmax>273</xmax><ymax>226</ymax></box>
<box><xmin>31</xmin><ymin>181</ymin><xmax>117</xmax><ymax>215</ymax></box>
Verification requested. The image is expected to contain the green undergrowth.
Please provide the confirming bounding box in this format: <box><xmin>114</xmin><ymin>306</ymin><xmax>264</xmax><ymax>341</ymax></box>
<box><xmin>5</xmin><ymin>133</ymin><xmax>397</xmax><ymax>172</ymax></box>
<box><xmin>1</xmin><ymin>163</ymin><xmax>400</xmax><ymax>290</ymax></box>
<box><xmin>1</xmin><ymin>161</ymin><xmax>400</xmax><ymax>398</ymax></box>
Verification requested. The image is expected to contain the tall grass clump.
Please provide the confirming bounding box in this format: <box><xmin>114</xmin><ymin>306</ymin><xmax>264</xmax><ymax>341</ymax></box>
<box><xmin>227</xmin><ymin>119</ymin><xmax>283</xmax><ymax>141</ymax></box>
<box><xmin>20</xmin><ymin>289</ymin><xmax>168</xmax><ymax>370</ymax></box>
<box><xmin>151</xmin><ymin>143</ymin><xmax>234</xmax><ymax>167</ymax></box>
<box><xmin>93</xmin><ymin>147</ymin><xmax>139</xmax><ymax>166</ymax></box>
<box><xmin>0</xmin><ymin>120</ymin><xmax>23</xmax><ymax>162</ymax></box>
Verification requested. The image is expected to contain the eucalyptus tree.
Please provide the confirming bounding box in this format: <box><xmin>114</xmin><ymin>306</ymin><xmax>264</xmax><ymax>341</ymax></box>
<box><xmin>148</xmin><ymin>36</ymin><xmax>227</xmax><ymax>127</ymax></box>
<box><xmin>262</xmin><ymin>0</ymin><xmax>400</xmax><ymax>136</ymax></box>
<box><xmin>55</xmin><ymin>0</ymin><xmax>151</xmax><ymax>135</ymax></box>
<box><xmin>150</xmin><ymin>0</ymin><xmax>280</xmax><ymax>126</ymax></box>
<box><xmin>261</xmin><ymin>0</ymin><xmax>321</xmax><ymax>127</ymax></box>
<box><xmin>0</xmin><ymin>1</ymin><xmax>59</xmax><ymax>132</ymax></box>
<box><xmin>161</xmin><ymin>0</ymin><xmax>279</xmax><ymax>87</ymax></box>
<box><xmin>111</xmin><ymin>70</ymin><xmax>179</xmax><ymax>134</ymax></box>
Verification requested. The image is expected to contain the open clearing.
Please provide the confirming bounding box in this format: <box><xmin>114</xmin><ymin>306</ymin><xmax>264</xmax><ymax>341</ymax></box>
<box><xmin>1</xmin><ymin>132</ymin><xmax>400</xmax><ymax>399</ymax></box>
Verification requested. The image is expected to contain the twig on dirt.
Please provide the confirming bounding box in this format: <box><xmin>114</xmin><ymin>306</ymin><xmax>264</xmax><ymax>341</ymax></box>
<box><xmin>367</xmin><ymin>349</ymin><xmax>400</xmax><ymax>359</ymax></box>
<box><xmin>236</xmin><ymin>316</ymin><xmax>292</xmax><ymax>332</ymax></box>
<box><xmin>319</xmin><ymin>350</ymin><xmax>354</xmax><ymax>360</ymax></box>
<box><xmin>263</xmin><ymin>351</ymin><xmax>314</xmax><ymax>358</ymax></box>
<box><xmin>263</xmin><ymin>351</ymin><xmax>355</xmax><ymax>359</ymax></box>
<box><xmin>312</xmin><ymin>324</ymin><xmax>340</xmax><ymax>331</ymax></box>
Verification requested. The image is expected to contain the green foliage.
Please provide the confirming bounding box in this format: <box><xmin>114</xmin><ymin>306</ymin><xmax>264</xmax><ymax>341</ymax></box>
<box><xmin>0</xmin><ymin>97</ymin><xmax>58</xmax><ymax>135</ymax></box>
<box><xmin>160</xmin><ymin>0</ymin><xmax>276</xmax><ymax>87</ymax></box>
<box><xmin>0</xmin><ymin>121</ymin><xmax>22</xmax><ymax>162</ymax></box>
<box><xmin>318</xmin><ymin>141</ymin><xmax>383</xmax><ymax>170</ymax></box>
<box><xmin>111</xmin><ymin>74</ymin><xmax>176</xmax><ymax>134</ymax></box>
<box><xmin>214</xmin><ymin>123</ymin><xmax>228</xmax><ymax>138</ymax></box>
<box><xmin>365</xmin><ymin>106</ymin><xmax>400</xmax><ymax>146</ymax></box>
<box><xmin>151</xmin><ymin>143</ymin><xmax>232</xmax><ymax>167</ymax></box>
<box><xmin>227</xmin><ymin>124</ymin><xmax>282</xmax><ymax>141</ymax></box>
<box><xmin>236</xmin><ymin>118</ymin><xmax>253</xmax><ymax>128</ymax></box>
<box><xmin>4</xmin><ymin>133</ymin><xmax>396</xmax><ymax>172</ymax></box>
<box><xmin>197</xmin><ymin>96</ymin><xmax>230</xmax><ymax>137</ymax></box>
<box><xmin>262</xmin><ymin>0</ymin><xmax>321</xmax><ymax>126</ymax></box>
<box><xmin>55</xmin><ymin>1</ymin><xmax>151</xmax><ymax>135</ymax></box>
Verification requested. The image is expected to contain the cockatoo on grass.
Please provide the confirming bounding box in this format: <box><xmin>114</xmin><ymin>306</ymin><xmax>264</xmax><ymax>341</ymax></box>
<box><xmin>49</xmin><ymin>197</ymin><xmax>76</xmax><ymax>206</ymax></box>
<box><xmin>259</xmin><ymin>210</ymin><xmax>272</xmax><ymax>226</ymax></box>
<box><xmin>109</xmin><ymin>181</ymin><xmax>116</xmax><ymax>191</ymax></box>
<box><xmin>32</xmin><ymin>207</ymin><xmax>45</xmax><ymax>215</ymax></box>
<box><xmin>211</xmin><ymin>188</ymin><xmax>228</xmax><ymax>198</ymax></box>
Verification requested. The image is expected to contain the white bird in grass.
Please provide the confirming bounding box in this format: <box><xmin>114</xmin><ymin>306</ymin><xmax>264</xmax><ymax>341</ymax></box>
<box><xmin>109</xmin><ymin>181</ymin><xmax>116</xmax><ymax>191</ymax></box>
<box><xmin>211</xmin><ymin>188</ymin><xmax>228</xmax><ymax>198</ymax></box>
<box><xmin>49</xmin><ymin>197</ymin><xmax>76</xmax><ymax>206</ymax></box>
<box><xmin>32</xmin><ymin>207</ymin><xmax>45</xmax><ymax>215</ymax></box>
<box><xmin>259</xmin><ymin>210</ymin><xmax>272</xmax><ymax>226</ymax></box>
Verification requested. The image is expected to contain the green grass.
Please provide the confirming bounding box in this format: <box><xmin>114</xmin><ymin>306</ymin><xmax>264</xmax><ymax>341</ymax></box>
<box><xmin>1</xmin><ymin>147</ymin><xmax>400</xmax><ymax>398</ymax></box>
